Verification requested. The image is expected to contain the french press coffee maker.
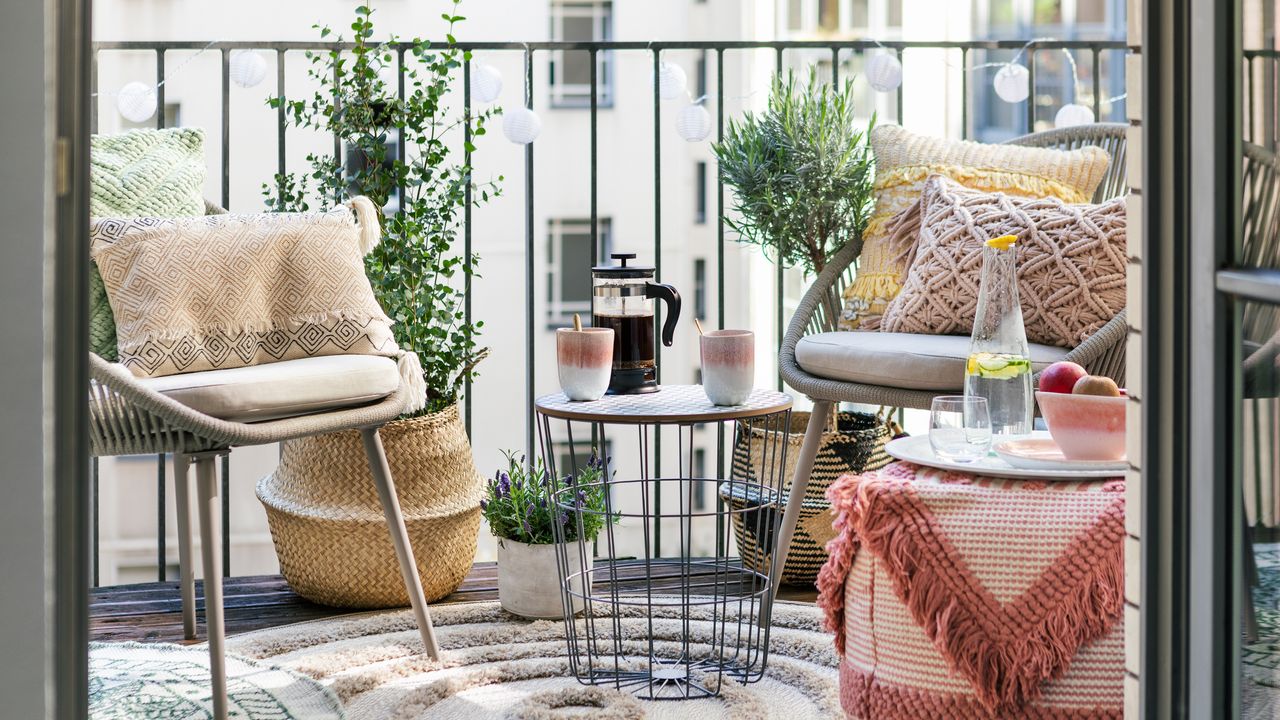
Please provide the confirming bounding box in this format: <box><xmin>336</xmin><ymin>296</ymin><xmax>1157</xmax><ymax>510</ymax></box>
<box><xmin>592</xmin><ymin>253</ymin><xmax>681</xmax><ymax>394</ymax></box>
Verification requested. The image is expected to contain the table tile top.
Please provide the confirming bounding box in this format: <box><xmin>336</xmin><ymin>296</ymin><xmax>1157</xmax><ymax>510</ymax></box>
<box><xmin>535</xmin><ymin>385</ymin><xmax>792</xmax><ymax>424</ymax></box>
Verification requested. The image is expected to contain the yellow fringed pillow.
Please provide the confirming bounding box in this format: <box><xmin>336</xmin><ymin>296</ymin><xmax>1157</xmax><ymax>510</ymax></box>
<box><xmin>838</xmin><ymin>125</ymin><xmax>1111</xmax><ymax>330</ymax></box>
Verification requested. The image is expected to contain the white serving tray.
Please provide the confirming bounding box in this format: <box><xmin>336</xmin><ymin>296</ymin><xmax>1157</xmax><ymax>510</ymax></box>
<box><xmin>884</xmin><ymin>432</ymin><xmax>1126</xmax><ymax>480</ymax></box>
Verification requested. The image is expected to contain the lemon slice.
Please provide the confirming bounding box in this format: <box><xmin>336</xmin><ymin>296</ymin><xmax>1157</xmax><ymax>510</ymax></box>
<box><xmin>966</xmin><ymin>352</ymin><xmax>1031</xmax><ymax>379</ymax></box>
<box><xmin>985</xmin><ymin>234</ymin><xmax>1017</xmax><ymax>251</ymax></box>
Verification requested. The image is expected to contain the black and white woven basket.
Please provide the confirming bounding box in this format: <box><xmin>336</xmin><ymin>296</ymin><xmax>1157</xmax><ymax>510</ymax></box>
<box><xmin>719</xmin><ymin>410</ymin><xmax>899</xmax><ymax>586</ymax></box>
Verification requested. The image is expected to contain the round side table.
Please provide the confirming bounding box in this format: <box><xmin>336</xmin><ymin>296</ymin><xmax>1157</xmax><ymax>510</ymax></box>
<box><xmin>534</xmin><ymin>385</ymin><xmax>793</xmax><ymax>700</ymax></box>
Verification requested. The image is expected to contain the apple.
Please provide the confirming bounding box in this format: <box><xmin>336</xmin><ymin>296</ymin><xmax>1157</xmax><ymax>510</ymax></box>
<box><xmin>1038</xmin><ymin>361</ymin><xmax>1088</xmax><ymax>394</ymax></box>
<box><xmin>1072</xmin><ymin>375</ymin><xmax>1122</xmax><ymax>397</ymax></box>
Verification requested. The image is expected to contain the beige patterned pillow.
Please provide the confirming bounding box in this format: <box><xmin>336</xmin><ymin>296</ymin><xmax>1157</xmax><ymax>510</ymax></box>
<box><xmin>879</xmin><ymin>175</ymin><xmax>1126</xmax><ymax>349</ymax></box>
<box><xmin>839</xmin><ymin>125</ymin><xmax>1112</xmax><ymax>330</ymax></box>
<box><xmin>89</xmin><ymin>198</ymin><xmax>420</xmax><ymax>390</ymax></box>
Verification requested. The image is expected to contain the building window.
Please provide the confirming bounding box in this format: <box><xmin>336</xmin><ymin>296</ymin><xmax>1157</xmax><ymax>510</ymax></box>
<box><xmin>548</xmin><ymin>218</ymin><xmax>611</xmax><ymax>328</ymax></box>
<box><xmin>693</xmin><ymin>258</ymin><xmax>707</xmax><ymax>321</ymax></box>
<box><xmin>549</xmin><ymin>1</ymin><xmax>613</xmax><ymax>108</ymax></box>
<box><xmin>695</xmin><ymin>161</ymin><xmax>708</xmax><ymax>224</ymax></box>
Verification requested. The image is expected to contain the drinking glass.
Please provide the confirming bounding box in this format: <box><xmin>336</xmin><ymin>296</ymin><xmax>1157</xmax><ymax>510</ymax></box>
<box><xmin>929</xmin><ymin>396</ymin><xmax>992</xmax><ymax>463</ymax></box>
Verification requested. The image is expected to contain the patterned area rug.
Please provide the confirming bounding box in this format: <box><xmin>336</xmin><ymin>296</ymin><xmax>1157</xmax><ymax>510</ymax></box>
<box><xmin>1245</xmin><ymin>544</ymin><xmax>1280</xmax><ymax>718</ymax></box>
<box><xmin>90</xmin><ymin>641</ymin><xmax>343</xmax><ymax>720</ymax></box>
<box><xmin>224</xmin><ymin>600</ymin><xmax>839</xmax><ymax>719</ymax></box>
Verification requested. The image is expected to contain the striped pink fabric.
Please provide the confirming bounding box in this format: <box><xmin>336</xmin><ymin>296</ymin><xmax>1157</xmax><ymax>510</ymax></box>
<box><xmin>817</xmin><ymin>462</ymin><xmax>1125</xmax><ymax>718</ymax></box>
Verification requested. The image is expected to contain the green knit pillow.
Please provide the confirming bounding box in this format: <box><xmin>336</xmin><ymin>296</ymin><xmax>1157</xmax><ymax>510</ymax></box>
<box><xmin>90</xmin><ymin>127</ymin><xmax>207</xmax><ymax>360</ymax></box>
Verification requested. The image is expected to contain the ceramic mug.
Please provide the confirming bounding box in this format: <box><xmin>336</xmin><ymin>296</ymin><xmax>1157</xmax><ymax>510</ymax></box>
<box><xmin>557</xmin><ymin>327</ymin><xmax>614</xmax><ymax>401</ymax></box>
<box><xmin>700</xmin><ymin>330</ymin><xmax>754</xmax><ymax>406</ymax></box>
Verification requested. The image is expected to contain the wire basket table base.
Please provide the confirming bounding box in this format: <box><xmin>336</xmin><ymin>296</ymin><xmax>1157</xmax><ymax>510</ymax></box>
<box><xmin>535</xmin><ymin>386</ymin><xmax>793</xmax><ymax>700</ymax></box>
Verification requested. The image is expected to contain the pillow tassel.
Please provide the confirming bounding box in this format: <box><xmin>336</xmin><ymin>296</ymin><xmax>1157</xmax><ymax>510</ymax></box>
<box><xmin>348</xmin><ymin>196</ymin><xmax>382</xmax><ymax>256</ymax></box>
<box><xmin>397</xmin><ymin>351</ymin><xmax>428</xmax><ymax>415</ymax></box>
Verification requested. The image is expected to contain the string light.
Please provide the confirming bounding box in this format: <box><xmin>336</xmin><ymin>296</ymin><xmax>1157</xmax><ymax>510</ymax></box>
<box><xmin>993</xmin><ymin>63</ymin><xmax>1031</xmax><ymax>103</ymax></box>
<box><xmin>472</xmin><ymin>62</ymin><xmax>503</xmax><ymax>104</ymax></box>
<box><xmin>116</xmin><ymin>81</ymin><xmax>158</xmax><ymax>123</ymax></box>
<box><xmin>503</xmin><ymin>49</ymin><xmax>541</xmax><ymax>144</ymax></box>
<box><xmin>676</xmin><ymin>102</ymin><xmax>712</xmax><ymax>142</ymax></box>
<box><xmin>1054</xmin><ymin>103</ymin><xmax>1095</xmax><ymax>128</ymax></box>
<box><xmin>656</xmin><ymin>61</ymin><xmax>687</xmax><ymax>100</ymax></box>
<box><xmin>229</xmin><ymin>50</ymin><xmax>267</xmax><ymax>88</ymax></box>
<box><xmin>864</xmin><ymin>53</ymin><xmax>903</xmax><ymax>92</ymax></box>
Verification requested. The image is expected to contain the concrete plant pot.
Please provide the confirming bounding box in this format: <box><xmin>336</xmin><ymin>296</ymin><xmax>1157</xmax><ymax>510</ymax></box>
<box><xmin>496</xmin><ymin>538</ymin><xmax>592</xmax><ymax>619</ymax></box>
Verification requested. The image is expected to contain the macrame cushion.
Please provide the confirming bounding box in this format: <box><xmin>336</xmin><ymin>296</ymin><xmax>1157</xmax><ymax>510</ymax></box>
<box><xmin>89</xmin><ymin>200</ymin><xmax>399</xmax><ymax>379</ymax></box>
<box><xmin>89</xmin><ymin>128</ymin><xmax>209</xmax><ymax>361</ymax></box>
<box><xmin>879</xmin><ymin>175</ymin><xmax>1127</xmax><ymax>349</ymax></box>
<box><xmin>838</xmin><ymin>124</ymin><xmax>1111</xmax><ymax>330</ymax></box>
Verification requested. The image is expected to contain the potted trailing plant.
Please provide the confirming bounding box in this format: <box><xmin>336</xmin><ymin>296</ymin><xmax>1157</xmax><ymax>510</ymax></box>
<box><xmin>255</xmin><ymin>3</ymin><xmax>503</xmax><ymax>608</ymax></box>
<box><xmin>713</xmin><ymin>68</ymin><xmax>876</xmax><ymax>277</ymax></box>
<box><xmin>482</xmin><ymin>451</ymin><xmax>616</xmax><ymax>619</ymax></box>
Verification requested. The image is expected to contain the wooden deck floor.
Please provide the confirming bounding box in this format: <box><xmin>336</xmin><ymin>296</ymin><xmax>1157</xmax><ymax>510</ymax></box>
<box><xmin>90</xmin><ymin>561</ymin><xmax>818</xmax><ymax>645</ymax></box>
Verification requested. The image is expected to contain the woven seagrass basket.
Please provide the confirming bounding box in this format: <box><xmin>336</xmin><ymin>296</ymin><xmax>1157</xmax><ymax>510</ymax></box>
<box><xmin>257</xmin><ymin>403</ymin><xmax>483</xmax><ymax>608</ymax></box>
<box><xmin>719</xmin><ymin>410</ymin><xmax>897</xmax><ymax>586</ymax></box>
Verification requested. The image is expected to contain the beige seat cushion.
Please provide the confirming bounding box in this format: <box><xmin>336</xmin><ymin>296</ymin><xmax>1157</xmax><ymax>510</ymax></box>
<box><xmin>139</xmin><ymin>355</ymin><xmax>400</xmax><ymax>423</ymax></box>
<box><xmin>795</xmin><ymin>332</ymin><xmax>1069</xmax><ymax>391</ymax></box>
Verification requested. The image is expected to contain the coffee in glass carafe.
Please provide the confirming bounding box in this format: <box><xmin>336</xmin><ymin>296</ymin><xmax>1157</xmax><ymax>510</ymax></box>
<box><xmin>591</xmin><ymin>253</ymin><xmax>681</xmax><ymax>394</ymax></box>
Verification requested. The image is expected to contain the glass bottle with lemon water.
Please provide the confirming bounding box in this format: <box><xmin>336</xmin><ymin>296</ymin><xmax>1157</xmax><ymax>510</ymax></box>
<box><xmin>964</xmin><ymin>234</ymin><xmax>1033</xmax><ymax>438</ymax></box>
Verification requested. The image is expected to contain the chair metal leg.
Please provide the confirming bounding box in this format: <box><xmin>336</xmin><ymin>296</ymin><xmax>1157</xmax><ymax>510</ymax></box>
<box><xmin>172</xmin><ymin>453</ymin><xmax>196</xmax><ymax>641</ymax></box>
<box><xmin>769</xmin><ymin>400</ymin><xmax>834</xmax><ymax>605</ymax></box>
<box><xmin>195</xmin><ymin>455</ymin><xmax>228</xmax><ymax>720</ymax></box>
<box><xmin>361</xmin><ymin>426</ymin><xmax>441</xmax><ymax>660</ymax></box>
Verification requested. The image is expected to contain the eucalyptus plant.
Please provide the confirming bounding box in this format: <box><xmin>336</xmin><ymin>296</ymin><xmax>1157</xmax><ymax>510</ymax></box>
<box><xmin>713</xmin><ymin>68</ymin><xmax>876</xmax><ymax>275</ymax></box>
<box><xmin>264</xmin><ymin>3</ymin><xmax>500</xmax><ymax>416</ymax></box>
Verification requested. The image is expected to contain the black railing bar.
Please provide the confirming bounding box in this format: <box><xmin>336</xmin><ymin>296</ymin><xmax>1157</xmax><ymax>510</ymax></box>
<box><xmin>1244</xmin><ymin>49</ymin><xmax>1280</xmax><ymax>58</ymax></box>
<box><xmin>1026</xmin><ymin>48</ymin><xmax>1036</xmax><ymax>133</ymax></box>
<box><xmin>91</xmin><ymin>49</ymin><xmax>99</xmax><ymax>133</ymax></box>
<box><xmin>523</xmin><ymin>47</ymin><xmax>535</xmax><ymax>462</ymax></box>
<box><xmin>895</xmin><ymin>47</ymin><xmax>904</xmax><ymax>126</ymax></box>
<box><xmin>1091</xmin><ymin>46</ymin><xmax>1101</xmax><ymax>120</ymax></box>
<box><xmin>155</xmin><ymin>48</ymin><xmax>165</xmax><ymax>131</ymax></box>
<box><xmin>331</xmin><ymin>57</ymin><xmax>341</xmax><ymax>204</ymax></box>
<box><xmin>155</xmin><ymin>453</ymin><xmax>165</xmax><ymax>582</ymax></box>
<box><xmin>461</xmin><ymin>53</ymin><xmax>472</xmax><ymax>438</ymax></box>
<box><xmin>92</xmin><ymin>457</ymin><xmax>99</xmax><ymax>587</ymax></box>
<box><xmin>94</xmin><ymin>39</ymin><xmax>1127</xmax><ymax>52</ymax></box>
<box><xmin>221</xmin><ymin>48</ymin><xmax>230</xmax><ymax>210</ymax></box>
<box><xmin>714</xmin><ymin>47</ymin><xmax>726</xmax><ymax>555</ymax></box>
<box><xmin>960</xmin><ymin>47</ymin><xmax>968</xmax><ymax>140</ymax></box>
<box><xmin>651</xmin><ymin>48</ymin><xmax>662</xmax><ymax>558</ymax></box>
<box><xmin>590</xmin><ymin>48</ymin><xmax>598</xmax><ymax>269</ymax></box>
<box><xmin>221</xmin><ymin>454</ymin><xmax>229</xmax><ymax>576</ymax></box>
<box><xmin>276</xmin><ymin>49</ymin><xmax>286</xmax><ymax>184</ymax></box>
<box><xmin>775</xmin><ymin>46</ymin><xmax>784</xmax><ymax>393</ymax></box>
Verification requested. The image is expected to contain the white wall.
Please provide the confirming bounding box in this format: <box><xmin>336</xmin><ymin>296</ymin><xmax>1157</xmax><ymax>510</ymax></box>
<box><xmin>0</xmin><ymin>0</ymin><xmax>52</xmax><ymax>714</ymax></box>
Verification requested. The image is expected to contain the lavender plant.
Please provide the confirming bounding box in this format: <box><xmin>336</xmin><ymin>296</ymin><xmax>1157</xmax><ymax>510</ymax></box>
<box><xmin>481</xmin><ymin>451</ymin><xmax>617</xmax><ymax>545</ymax></box>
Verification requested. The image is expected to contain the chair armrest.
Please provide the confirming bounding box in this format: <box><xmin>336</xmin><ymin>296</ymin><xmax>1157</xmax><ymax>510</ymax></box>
<box><xmin>779</xmin><ymin>237</ymin><xmax>863</xmax><ymax>391</ymax></box>
<box><xmin>1050</xmin><ymin>309</ymin><xmax>1129</xmax><ymax>385</ymax></box>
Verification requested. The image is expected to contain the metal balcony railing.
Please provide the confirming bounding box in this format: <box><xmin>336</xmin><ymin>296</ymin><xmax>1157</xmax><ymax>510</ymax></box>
<box><xmin>89</xmin><ymin>37</ymin><xmax>1131</xmax><ymax>586</ymax></box>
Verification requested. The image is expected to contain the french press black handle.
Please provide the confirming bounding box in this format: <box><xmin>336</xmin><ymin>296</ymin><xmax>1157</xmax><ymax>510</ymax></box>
<box><xmin>645</xmin><ymin>282</ymin><xmax>681</xmax><ymax>347</ymax></box>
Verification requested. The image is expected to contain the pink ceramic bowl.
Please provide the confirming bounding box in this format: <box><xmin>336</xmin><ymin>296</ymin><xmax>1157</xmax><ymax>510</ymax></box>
<box><xmin>1034</xmin><ymin>391</ymin><xmax>1127</xmax><ymax>462</ymax></box>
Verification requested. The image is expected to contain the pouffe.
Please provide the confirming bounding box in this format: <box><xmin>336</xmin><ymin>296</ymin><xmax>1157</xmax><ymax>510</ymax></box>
<box><xmin>818</xmin><ymin>463</ymin><xmax>1126</xmax><ymax>719</ymax></box>
<box><xmin>258</xmin><ymin>404</ymin><xmax>483</xmax><ymax>608</ymax></box>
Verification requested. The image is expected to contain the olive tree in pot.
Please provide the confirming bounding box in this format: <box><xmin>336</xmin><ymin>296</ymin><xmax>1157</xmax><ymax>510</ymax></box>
<box><xmin>713</xmin><ymin>68</ymin><xmax>875</xmax><ymax>278</ymax></box>
<box><xmin>255</xmin><ymin>3</ymin><xmax>503</xmax><ymax>608</ymax></box>
<box><xmin>482</xmin><ymin>452</ymin><xmax>617</xmax><ymax>619</ymax></box>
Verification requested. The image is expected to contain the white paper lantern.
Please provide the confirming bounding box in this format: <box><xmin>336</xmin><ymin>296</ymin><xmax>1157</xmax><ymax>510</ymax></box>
<box><xmin>502</xmin><ymin>106</ymin><xmax>542</xmax><ymax>144</ymax></box>
<box><xmin>865</xmin><ymin>53</ymin><xmax>902</xmax><ymax>93</ymax></box>
<box><xmin>656</xmin><ymin>61</ymin><xmax>687</xmax><ymax>101</ymax></box>
<box><xmin>1054</xmin><ymin>103</ymin><xmax>1094</xmax><ymax>128</ymax></box>
<box><xmin>676</xmin><ymin>103</ymin><xmax>712</xmax><ymax>142</ymax></box>
<box><xmin>117</xmin><ymin>81</ymin><xmax>157</xmax><ymax>123</ymax></box>
<box><xmin>993</xmin><ymin>63</ymin><xmax>1030</xmax><ymax>103</ymax></box>
<box><xmin>472</xmin><ymin>63</ymin><xmax>503</xmax><ymax>104</ymax></box>
<box><xmin>229</xmin><ymin>50</ymin><xmax>268</xmax><ymax>88</ymax></box>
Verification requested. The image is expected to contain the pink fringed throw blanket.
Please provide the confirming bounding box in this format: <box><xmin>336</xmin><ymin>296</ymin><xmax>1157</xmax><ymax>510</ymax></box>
<box><xmin>817</xmin><ymin>462</ymin><xmax>1125</xmax><ymax>719</ymax></box>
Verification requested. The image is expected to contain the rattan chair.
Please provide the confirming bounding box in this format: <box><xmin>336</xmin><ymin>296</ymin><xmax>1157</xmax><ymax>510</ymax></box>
<box><xmin>770</xmin><ymin>123</ymin><xmax>1130</xmax><ymax>594</ymax></box>
<box><xmin>89</xmin><ymin>208</ymin><xmax>441</xmax><ymax>720</ymax></box>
